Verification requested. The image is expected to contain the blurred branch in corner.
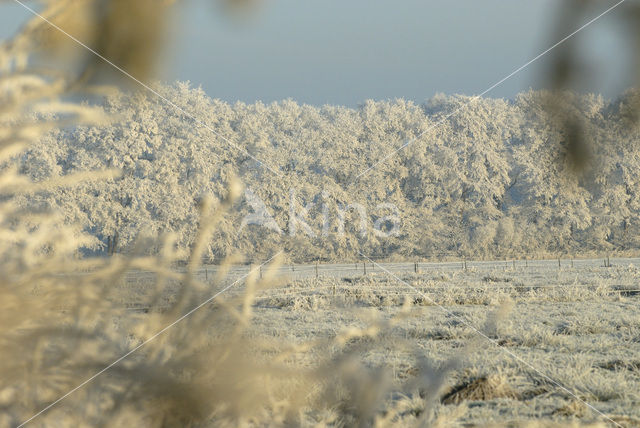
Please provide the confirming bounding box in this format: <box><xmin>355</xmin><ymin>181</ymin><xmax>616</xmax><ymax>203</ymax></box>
<box><xmin>3</xmin><ymin>0</ymin><xmax>260</xmax><ymax>92</ymax></box>
<box><xmin>544</xmin><ymin>0</ymin><xmax>640</xmax><ymax>174</ymax></box>
<box><xmin>2</xmin><ymin>0</ymin><xmax>167</xmax><ymax>91</ymax></box>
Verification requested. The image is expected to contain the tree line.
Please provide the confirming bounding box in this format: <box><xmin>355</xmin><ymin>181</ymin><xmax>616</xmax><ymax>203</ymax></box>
<box><xmin>18</xmin><ymin>82</ymin><xmax>640</xmax><ymax>262</ymax></box>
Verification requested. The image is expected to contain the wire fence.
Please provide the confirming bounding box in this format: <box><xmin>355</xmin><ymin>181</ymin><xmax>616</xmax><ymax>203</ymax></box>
<box><xmin>191</xmin><ymin>256</ymin><xmax>640</xmax><ymax>281</ymax></box>
<box><xmin>121</xmin><ymin>256</ymin><xmax>640</xmax><ymax>312</ymax></box>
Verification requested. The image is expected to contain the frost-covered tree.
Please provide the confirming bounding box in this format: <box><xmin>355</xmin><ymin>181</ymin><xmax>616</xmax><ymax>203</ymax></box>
<box><xmin>18</xmin><ymin>83</ymin><xmax>640</xmax><ymax>261</ymax></box>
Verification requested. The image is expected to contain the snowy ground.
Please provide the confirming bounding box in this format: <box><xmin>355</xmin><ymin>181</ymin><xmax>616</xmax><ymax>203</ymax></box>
<box><xmin>123</xmin><ymin>258</ymin><xmax>640</xmax><ymax>426</ymax></box>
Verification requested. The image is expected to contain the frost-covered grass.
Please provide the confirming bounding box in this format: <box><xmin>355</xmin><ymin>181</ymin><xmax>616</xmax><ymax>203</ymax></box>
<box><xmin>191</xmin><ymin>258</ymin><xmax>640</xmax><ymax>426</ymax></box>
<box><xmin>99</xmin><ymin>257</ymin><xmax>640</xmax><ymax>426</ymax></box>
<box><xmin>10</xmin><ymin>252</ymin><xmax>636</xmax><ymax>426</ymax></box>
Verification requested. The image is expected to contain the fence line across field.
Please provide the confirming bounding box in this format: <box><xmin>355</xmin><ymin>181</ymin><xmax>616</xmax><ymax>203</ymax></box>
<box><xmin>123</xmin><ymin>256</ymin><xmax>640</xmax><ymax>284</ymax></box>
<box><xmin>225</xmin><ymin>257</ymin><xmax>640</xmax><ymax>281</ymax></box>
<box><xmin>121</xmin><ymin>256</ymin><xmax>640</xmax><ymax>312</ymax></box>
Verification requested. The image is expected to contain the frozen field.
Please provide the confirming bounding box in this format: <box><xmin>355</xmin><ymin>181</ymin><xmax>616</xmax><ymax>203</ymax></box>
<box><xmin>121</xmin><ymin>257</ymin><xmax>640</xmax><ymax>426</ymax></box>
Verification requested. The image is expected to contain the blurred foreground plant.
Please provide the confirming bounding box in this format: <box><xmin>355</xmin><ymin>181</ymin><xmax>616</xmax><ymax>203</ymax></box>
<box><xmin>1</xmin><ymin>2</ymin><xmax>461</xmax><ymax>426</ymax></box>
<box><xmin>0</xmin><ymin>185</ymin><xmax>460</xmax><ymax>426</ymax></box>
<box><xmin>544</xmin><ymin>0</ymin><xmax>640</xmax><ymax>173</ymax></box>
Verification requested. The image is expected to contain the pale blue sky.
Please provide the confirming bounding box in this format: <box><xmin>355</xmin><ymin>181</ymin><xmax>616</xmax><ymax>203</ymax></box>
<box><xmin>1</xmin><ymin>0</ymin><xmax>633</xmax><ymax>106</ymax></box>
